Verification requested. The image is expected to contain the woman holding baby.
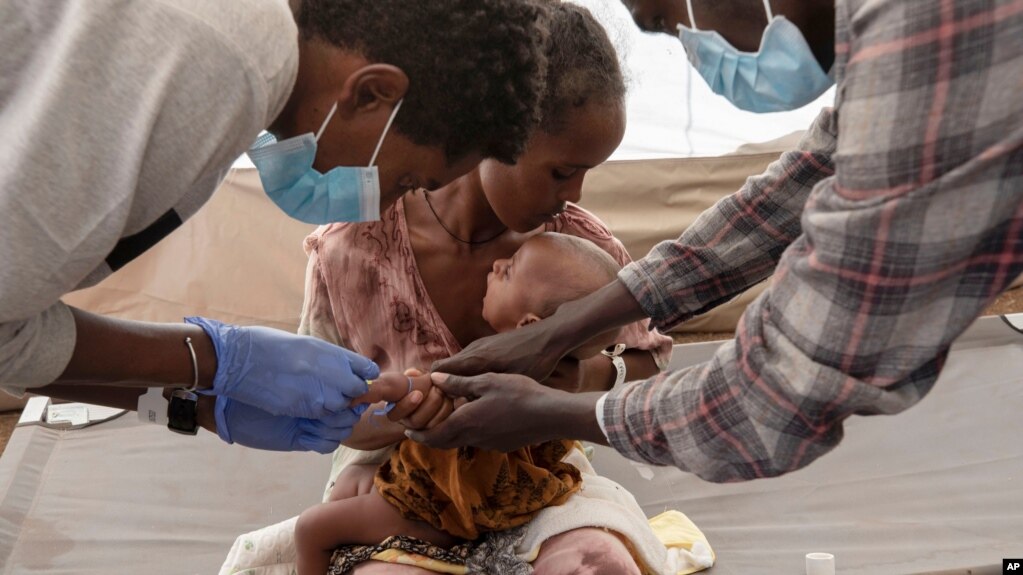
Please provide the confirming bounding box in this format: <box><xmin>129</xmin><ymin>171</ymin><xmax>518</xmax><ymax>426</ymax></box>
<box><xmin>290</xmin><ymin>4</ymin><xmax>679</xmax><ymax>574</ymax></box>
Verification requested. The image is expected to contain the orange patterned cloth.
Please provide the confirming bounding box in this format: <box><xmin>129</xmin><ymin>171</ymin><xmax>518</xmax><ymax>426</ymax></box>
<box><xmin>375</xmin><ymin>441</ymin><xmax>581</xmax><ymax>540</ymax></box>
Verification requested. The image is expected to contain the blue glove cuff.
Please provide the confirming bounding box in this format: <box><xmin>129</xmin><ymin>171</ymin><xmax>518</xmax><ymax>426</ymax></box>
<box><xmin>184</xmin><ymin>317</ymin><xmax>229</xmax><ymax>394</ymax></box>
<box><xmin>214</xmin><ymin>395</ymin><xmax>233</xmax><ymax>444</ymax></box>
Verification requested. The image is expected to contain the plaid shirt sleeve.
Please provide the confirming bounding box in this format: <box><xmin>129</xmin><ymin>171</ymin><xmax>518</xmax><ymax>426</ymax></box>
<box><xmin>605</xmin><ymin>0</ymin><xmax>1023</xmax><ymax>482</ymax></box>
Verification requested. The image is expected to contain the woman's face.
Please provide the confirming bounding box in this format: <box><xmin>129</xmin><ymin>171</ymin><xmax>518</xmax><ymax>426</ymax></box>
<box><xmin>479</xmin><ymin>101</ymin><xmax>626</xmax><ymax>233</ymax></box>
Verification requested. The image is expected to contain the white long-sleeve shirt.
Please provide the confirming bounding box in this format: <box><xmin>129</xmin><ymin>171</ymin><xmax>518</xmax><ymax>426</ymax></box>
<box><xmin>0</xmin><ymin>0</ymin><xmax>299</xmax><ymax>393</ymax></box>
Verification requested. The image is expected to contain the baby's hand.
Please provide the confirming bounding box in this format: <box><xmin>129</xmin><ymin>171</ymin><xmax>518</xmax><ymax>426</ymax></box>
<box><xmin>376</xmin><ymin>370</ymin><xmax>456</xmax><ymax>432</ymax></box>
<box><xmin>352</xmin><ymin>370</ymin><xmax>433</xmax><ymax>407</ymax></box>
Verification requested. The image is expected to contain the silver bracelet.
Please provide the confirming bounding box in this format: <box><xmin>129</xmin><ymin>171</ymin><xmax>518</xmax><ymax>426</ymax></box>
<box><xmin>183</xmin><ymin>336</ymin><xmax>200</xmax><ymax>392</ymax></box>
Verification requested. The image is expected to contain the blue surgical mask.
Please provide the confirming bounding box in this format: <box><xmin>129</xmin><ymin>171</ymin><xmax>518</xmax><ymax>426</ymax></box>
<box><xmin>248</xmin><ymin>100</ymin><xmax>403</xmax><ymax>224</ymax></box>
<box><xmin>676</xmin><ymin>0</ymin><xmax>833</xmax><ymax>113</ymax></box>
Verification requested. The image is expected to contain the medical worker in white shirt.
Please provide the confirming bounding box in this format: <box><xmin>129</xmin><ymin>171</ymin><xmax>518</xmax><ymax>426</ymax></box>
<box><xmin>0</xmin><ymin>0</ymin><xmax>549</xmax><ymax>452</ymax></box>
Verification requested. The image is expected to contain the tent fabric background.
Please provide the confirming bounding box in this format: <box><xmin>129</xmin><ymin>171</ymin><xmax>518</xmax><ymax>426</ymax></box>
<box><xmin>63</xmin><ymin>145</ymin><xmax>796</xmax><ymax>336</ymax></box>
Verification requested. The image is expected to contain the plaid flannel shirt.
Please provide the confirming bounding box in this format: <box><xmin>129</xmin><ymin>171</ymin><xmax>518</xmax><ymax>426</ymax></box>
<box><xmin>604</xmin><ymin>0</ymin><xmax>1023</xmax><ymax>482</ymax></box>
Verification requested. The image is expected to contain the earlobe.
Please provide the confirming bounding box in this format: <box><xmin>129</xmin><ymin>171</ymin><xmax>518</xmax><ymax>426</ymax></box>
<box><xmin>340</xmin><ymin>64</ymin><xmax>409</xmax><ymax>114</ymax></box>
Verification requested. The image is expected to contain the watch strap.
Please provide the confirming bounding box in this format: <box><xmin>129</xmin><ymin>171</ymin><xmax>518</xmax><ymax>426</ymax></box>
<box><xmin>167</xmin><ymin>389</ymin><xmax>199</xmax><ymax>435</ymax></box>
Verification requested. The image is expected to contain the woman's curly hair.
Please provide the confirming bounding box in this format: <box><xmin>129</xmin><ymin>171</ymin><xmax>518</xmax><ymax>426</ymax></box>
<box><xmin>297</xmin><ymin>0</ymin><xmax>550</xmax><ymax>165</ymax></box>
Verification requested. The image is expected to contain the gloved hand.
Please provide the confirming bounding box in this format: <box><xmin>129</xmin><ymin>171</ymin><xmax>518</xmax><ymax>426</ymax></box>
<box><xmin>185</xmin><ymin>317</ymin><xmax>379</xmax><ymax>419</ymax></box>
<box><xmin>214</xmin><ymin>396</ymin><xmax>360</xmax><ymax>453</ymax></box>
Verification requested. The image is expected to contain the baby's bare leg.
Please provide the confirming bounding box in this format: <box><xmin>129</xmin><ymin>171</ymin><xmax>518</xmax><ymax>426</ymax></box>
<box><xmin>297</xmin><ymin>467</ymin><xmax>460</xmax><ymax>575</ymax></box>
<box><xmin>329</xmin><ymin>464</ymin><xmax>379</xmax><ymax>501</ymax></box>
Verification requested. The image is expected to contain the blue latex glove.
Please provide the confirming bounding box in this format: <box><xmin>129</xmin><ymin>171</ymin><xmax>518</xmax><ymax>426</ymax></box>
<box><xmin>185</xmin><ymin>317</ymin><xmax>379</xmax><ymax>419</ymax></box>
<box><xmin>214</xmin><ymin>396</ymin><xmax>360</xmax><ymax>453</ymax></box>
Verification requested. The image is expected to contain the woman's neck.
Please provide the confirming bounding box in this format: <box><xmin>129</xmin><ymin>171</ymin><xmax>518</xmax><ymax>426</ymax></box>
<box><xmin>423</xmin><ymin>168</ymin><xmax>508</xmax><ymax>245</ymax></box>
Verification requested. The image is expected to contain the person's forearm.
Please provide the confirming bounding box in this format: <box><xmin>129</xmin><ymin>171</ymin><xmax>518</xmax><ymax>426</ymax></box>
<box><xmin>551</xmin><ymin>280</ymin><xmax>647</xmax><ymax>357</ymax></box>
<box><xmin>542</xmin><ymin>390</ymin><xmax>607</xmax><ymax>445</ymax></box>
<box><xmin>624</xmin><ymin>351</ymin><xmax>659</xmax><ymax>380</ymax></box>
<box><xmin>58</xmin><ymin>307</ymin><xmax>217</xmax><ymax>389</ymax></box>
<box><xmin>580</xmin><ymin>349</ymin><xmax>659</xmax><ymax>393</ymax></box>
<box><xmin>38</xmin><ymin>383</ymin><xmax>145</xmax><ymax>411</ymax></box>
<box><xmin>617</xmin><ymin>109</ymin><xmax>837</xmax><ymax>332</ymax></box>
<box><xmin>36</xmin><ymin>383</ymin><xmax>217</xmax><ymax>434</ymax></box>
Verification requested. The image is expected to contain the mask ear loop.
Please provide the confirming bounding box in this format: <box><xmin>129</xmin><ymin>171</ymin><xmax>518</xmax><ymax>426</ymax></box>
<box><xmin>684</xmin><ymin>0</ymin><xmax>698</xmax><ymax>30</ymax></box>
<box><xmin>314</xmin><ymin>102</ymin><xmax>339</xmax><ymax>143</ymax></box>
<box><xmin>684</xmin><ymin>54</ymin><xmax>695</xmax><ymax>156</ymax></box>
<box><xmin>679</xmin><ymin>0</ymin><xmax>696</xmax><ymax>156</ymax></box>
<box><xmin>762</xmin><ymin>0</ymin><xmax>774</xmax><ymax>22</ymax></box>
<box><xmin>368</xmin><ymin>99</ymin><xmax>404</xmax><ymax>168</ymax></box>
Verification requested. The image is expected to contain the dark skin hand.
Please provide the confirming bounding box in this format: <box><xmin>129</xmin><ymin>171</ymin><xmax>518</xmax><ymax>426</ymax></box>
<box><xmin>404</xmin><ymin>373</ymin><xmax>609</xmax><ymax>452</ymax></box>
<box><xmin>382</xmin><ymin>281</ymin><xmax>647</xmax><ymax>453</ymax></box>
<box><xmin>431</xmin><ymin>279</ymin><xmax>646</xmax><ymax>381</ymax></box>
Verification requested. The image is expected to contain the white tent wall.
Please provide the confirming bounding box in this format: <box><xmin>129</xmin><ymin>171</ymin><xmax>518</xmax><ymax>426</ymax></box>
<box><xmin>230</xmin><ymin>0</ymin><xmax>832</xmax><ymax>170</ymax></box>
<box><xmin>570</xmin><ymin>0</ymin><xmax>834</xmax><ymax>160</ymax></box>
<box><xmin>64</xmin><ymin>152</ymin><xmax>1023</xmax><ymax>337</ymax></box>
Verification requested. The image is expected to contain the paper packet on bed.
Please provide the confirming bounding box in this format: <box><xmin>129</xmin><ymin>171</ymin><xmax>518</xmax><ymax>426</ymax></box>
<box><xmin>17</xmin><ymin>396</ymin><xmax>127</xmax><ymax>430</ymax></box>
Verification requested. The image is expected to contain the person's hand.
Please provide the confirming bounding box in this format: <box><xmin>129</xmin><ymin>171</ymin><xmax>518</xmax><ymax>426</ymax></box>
<box><xmin>395</xmin><ymin>384</ymin><xmax>456</xmax><ymax>430</ymax></box>
<box><xmin>404</xmin><ymin>372</ymin><xmax>573</xmax><ymax>451</ymax></box>
<box><xmin>185</xmin><ymin>317</ymin><xmax>379</xmax><ymax>419</ymax></box>
<box><xmin>430</xmin><ymin>318</ymin><xmax>568</xmax><ymax>381</ymax></box>
<box><xmin>213</xmin><ymin>396</ymin><xmax>360</xmax><ymax>453</ymax></box>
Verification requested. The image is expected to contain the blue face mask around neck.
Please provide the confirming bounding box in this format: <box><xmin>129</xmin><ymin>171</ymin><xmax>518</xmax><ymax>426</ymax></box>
<box><xmin>676</xmin><ymin>0</ymin><xmax>833</xmax><ymax>113</ymax></box>
<box><xmin>248</xmin><ymin>99</ymin><xmax>403</xmax><ymax>224</ymax></box>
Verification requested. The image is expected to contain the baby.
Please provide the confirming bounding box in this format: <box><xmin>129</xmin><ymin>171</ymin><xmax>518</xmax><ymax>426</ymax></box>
<box><xmin>295</xmin><ymin>233</ymin><xmax>624</xmax><ymax>575</ymax></box>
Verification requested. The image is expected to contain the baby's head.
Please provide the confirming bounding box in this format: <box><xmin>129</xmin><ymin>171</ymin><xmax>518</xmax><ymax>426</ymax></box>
<box><xmin>482</xmin><ymin>233</ymin><xmax>621</xmax><ymax>358</ymax></box>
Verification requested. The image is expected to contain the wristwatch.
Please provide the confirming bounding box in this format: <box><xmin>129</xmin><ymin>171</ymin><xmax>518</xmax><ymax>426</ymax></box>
<box><xmin>167</xmin><ymin>389</ymin><xmax>199</xmax><ymax>435</ymax></box>
<box><xmin>601</xmin><ymin>343</ymin><xmax>627</xmax><ymax>387</ymax></box>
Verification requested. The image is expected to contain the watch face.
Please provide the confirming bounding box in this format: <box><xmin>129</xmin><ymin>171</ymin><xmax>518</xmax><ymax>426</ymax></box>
<box><xmin>167</xmin><ymin>390</ymin><xmax>199</xmax><ymax>436</ymax></box>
